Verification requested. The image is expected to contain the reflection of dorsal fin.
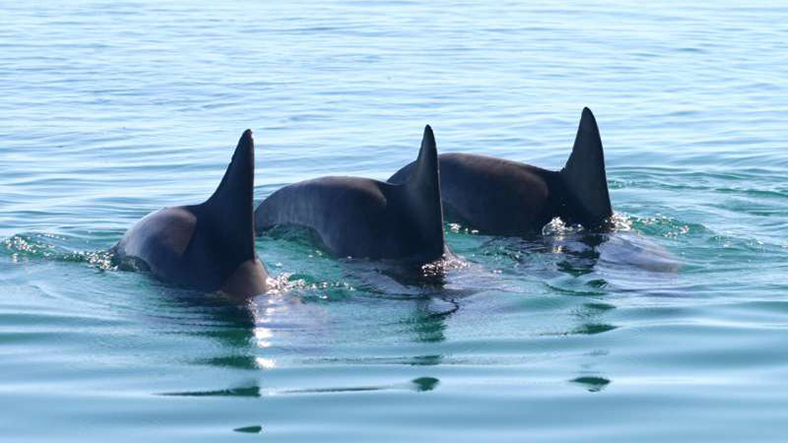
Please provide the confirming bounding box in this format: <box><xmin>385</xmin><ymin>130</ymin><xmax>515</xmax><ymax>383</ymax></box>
<box><xmin>402</xmin><ymin>125</ymin><xmax>444</xmax><ymax>258</ymax></box>
<box><xmin>199</xmin><ymin>130</ymin><xmax>256</xmax><ymax>264</ymax></box>
<box><xmin>560</xmin><ymin>108</ymin><xmax>613</xmax><ymax>228</ymax></box>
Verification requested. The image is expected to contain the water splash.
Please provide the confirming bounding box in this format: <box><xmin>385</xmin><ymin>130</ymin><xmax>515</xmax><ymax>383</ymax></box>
<box><xmin>1</xmin><ymin>233</ymin><xmax>117</xmax><ymax>270</ymax></box>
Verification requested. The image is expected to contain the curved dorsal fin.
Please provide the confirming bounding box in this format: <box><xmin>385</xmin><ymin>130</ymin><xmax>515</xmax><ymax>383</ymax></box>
<box><xmin>199</xmin><ymin>129</ymin><xmax>256</xmax><ymax>263</ymax></box>
<box><xmin>560</xmin><ymin>108</ymin><xmax>613</xmax><ymax>228</ymax></box>
<box><xmin>406</xmin><ymin>125</ymin><xmax>439</xmax><ymax>191</ymax></box>
<box><xmin>402</xmin><ymin>125</ymin><xmax>445</xmax><ymax>258</ymax></box>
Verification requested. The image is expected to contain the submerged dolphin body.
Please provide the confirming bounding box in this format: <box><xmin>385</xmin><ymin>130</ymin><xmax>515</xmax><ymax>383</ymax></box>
<box><xmin>113</xmin><ymin>130</ymin><xmax>268</xmax><ymax>298</ymax></box>
<box><xmin>388</xmin><ymin>108</ymin><xmax>612</xmax><ymax>236</ymax></box>
<box><xmin>254</xmin><ymin>126</ymin><xmax>444</xmax><ymax>264</ymax></box>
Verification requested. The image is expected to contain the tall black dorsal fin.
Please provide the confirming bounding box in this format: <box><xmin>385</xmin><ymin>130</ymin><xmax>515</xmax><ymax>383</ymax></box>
<box><xmin>201</xmin><ymin>129</ymin><xmax>256</xmax><ymax>263</ymax></box>
<box><xmin>560</xmin><ymin>108</ymin><xmax>613</xmax><ymax>228</ymax></box>
<box><xmin>402</xmin><ymin>125</ymin><xmax>445</xmax><ymax>258</ymax></box>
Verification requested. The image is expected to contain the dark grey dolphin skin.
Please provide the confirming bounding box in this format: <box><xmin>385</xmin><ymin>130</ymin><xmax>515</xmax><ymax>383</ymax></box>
<box><xmin>113</xmin><ymin>130</ymin><xmax>268</xmax><ymax>298</ymax></box>
<box><xmin>388</xmin><ymin>108</ymin><xmax>612</xmax><ymax>236</ymax></box>
<box><xmin>255</xmin><ymin>126</ymin><xmax>444</xmax><ymax>264</ymax></box>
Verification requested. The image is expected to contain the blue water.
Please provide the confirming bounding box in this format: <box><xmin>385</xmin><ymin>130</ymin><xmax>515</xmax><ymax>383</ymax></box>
<box><xmin>2</xmin><ymin>1</ymin><xmax>788</xmax><ymax>441</ymax></box>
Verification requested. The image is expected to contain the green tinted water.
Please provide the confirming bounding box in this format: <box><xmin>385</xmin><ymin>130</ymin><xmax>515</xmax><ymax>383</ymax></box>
<box><xmin>1</xmin><ymin>1</ymin><xmax>788</xmax><ymax>441</ymax></box>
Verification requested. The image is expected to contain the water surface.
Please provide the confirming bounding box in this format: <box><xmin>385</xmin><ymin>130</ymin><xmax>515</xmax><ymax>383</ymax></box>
<box><xmin>2</xmin><ymin>1</ymin><xmax>788</xmax><ymax>441</ymax></box>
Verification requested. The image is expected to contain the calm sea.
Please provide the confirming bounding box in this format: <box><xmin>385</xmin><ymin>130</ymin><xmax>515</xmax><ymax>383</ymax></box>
<box><xmin>1</xmin><ymin>1</ymin><xmax>787</xmax><ymax>441</ymax></box>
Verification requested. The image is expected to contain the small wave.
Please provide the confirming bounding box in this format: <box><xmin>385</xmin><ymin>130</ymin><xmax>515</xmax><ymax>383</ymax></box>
<box><xmin>448</xmin><ymin>222</ymin><xmax>480</xmax><ymax>235</ymax></box>
<box><xmin>541</xmin><ymin>217</ymin><xmax>585</xmax><ymax>236</ymax></box>
<box><xmin>264</xmin><ymin>271</ymin><xmax>356</xmax><ymax>301</ymax></box>
<box><xmin>1</xmin><ymin>233</ymin><xmax>116</xmax><ymax>270</ymax></box>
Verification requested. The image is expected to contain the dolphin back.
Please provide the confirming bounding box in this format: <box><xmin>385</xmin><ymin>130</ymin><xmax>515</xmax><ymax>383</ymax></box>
<box><xmin>255</xmin><ymin>126</ymin><xmax>445</xmax><ymax>263</ymax></box>
<box><xmin>114</xmin><ymin>130</ymin><xmax>266</xmax><ymax>295</ymax></box>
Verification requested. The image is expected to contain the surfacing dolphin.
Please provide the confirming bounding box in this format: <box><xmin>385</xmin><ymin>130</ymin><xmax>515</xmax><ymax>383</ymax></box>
<box><xmin>388</xmin><ymin>108</ymin><xmax>612</xmax><ymax>236</ymax></box>
<box><xmin>113</xmin><ymin>130</ymin><xmax>268</xmax><ymax>298</ymax></box>
<box><xmin>254</xmin><ymin>126</ymin><xmax>444</xmax><ymax>264</ymax></box>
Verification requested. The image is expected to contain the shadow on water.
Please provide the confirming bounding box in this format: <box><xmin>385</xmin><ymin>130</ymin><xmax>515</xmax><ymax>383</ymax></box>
<box><xmin>402</xmin><ymin>300</ymin><xmax>452</xmax><ymax>343</ymax></box>
<box><xmin>343</xmin><ymin>253</ymin><xmax>476</xmax><ymax>353</ymax></box>
<box><xmin>0</xmin><ymin>224</ymin><xmax>456</xmax><ymax>396</ymax></box>
<box><xmin>3</xmin><ymin>224</ymin><xmax>627</xmax><ymax>397</ymax></box>
<box><xmin>570</xmin><ymin>376</ymin><xmax>611</xmax><ymax>393</ymax></box>
<box><xmin>160</xmin><ymin>376</ymin><xmax>439</xmax><ymax>398</ymax></box>
<box><xmin>472</xmin><ymin>215</ymin><xmax>680</xmax><ymax>298</ymax></box>
<box><xmin>150</xmin><ymin>290</ymin><xmax>444</xmax><ymax>397</ymax></box>
<box><xmin>233</xmin><ymin>426</ymin><xmax>263</xmax><ymax>434</ymax></box>
<box><xmin>148</xmin><ymin>280</ymin><xmax>448</xmax><ymax>396</ymax></box>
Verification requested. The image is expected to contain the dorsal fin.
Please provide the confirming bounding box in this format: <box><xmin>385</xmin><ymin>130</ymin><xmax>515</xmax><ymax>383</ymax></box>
<box><xmin>199</xmin><ymin>129</ymin><xmax>256</xmax><ymax>263</ymax></box>
<box><xmin>402</xmin><ymin>125</ymin><xmax>445</xmax><ymax>258</ymax></box>
<box><xmin>560</xmin><ymin>108</ymin><xmax>613</xmax><ymax>228</ymax></box>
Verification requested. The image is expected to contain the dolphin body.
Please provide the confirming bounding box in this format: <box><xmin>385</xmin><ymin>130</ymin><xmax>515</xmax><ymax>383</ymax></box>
<box><xmin>388</xmin><ymin>108</ymin><xmax>612</xmax><ymax>236</ymax></box>
<box><xmin>254</xmin><ymin>126</ymin><xmax>444</xmax><ymax>264</ymax></box>
<box><xmin>113</xmin><ymin>130</ymin><xmax>268</xmax><ymax>298</ymax></box>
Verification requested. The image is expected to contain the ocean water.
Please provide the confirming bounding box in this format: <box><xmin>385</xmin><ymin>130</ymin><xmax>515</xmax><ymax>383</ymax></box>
<box><xmin>2</xmin><ymin>0</ymin><xmax>788</xmax><ymax>441</ymax></box>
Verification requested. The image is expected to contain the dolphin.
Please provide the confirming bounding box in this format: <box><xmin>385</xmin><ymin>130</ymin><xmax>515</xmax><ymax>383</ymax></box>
<box><xmin>113</xmin><ymin>130</ymin><xmax>268</xmax><ymax>298</ymax></box>
<box><xmin>388</xmin><ymin>108</ymin><xmax>612</xmax><ymax>236</ymax></box>
<box><xmin>254</xmin><ymin>126</ymin><xmax>444</xmax><ymax>264</ymax></box>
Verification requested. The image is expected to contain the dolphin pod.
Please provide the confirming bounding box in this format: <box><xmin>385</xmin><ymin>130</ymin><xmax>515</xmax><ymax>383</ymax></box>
<box><xmin>388</xmin><ymin>108</ymin><xmax>612</xmax><ymax>236</ymax></box>
<box><xmin>114</xmin><ymin>109</ymin><xmax>615</xmax><ymax>296</ymax></box>
<box><xmin>254</xmin><ymin>125</ymin><xmax>445</xmax><ymax>264</ymax></box>
<box><xmin>112</xmin><ymin>130</ymin><xmax>269</xmax><ymax>298</ymax></box>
